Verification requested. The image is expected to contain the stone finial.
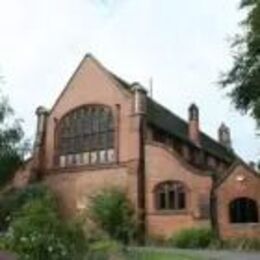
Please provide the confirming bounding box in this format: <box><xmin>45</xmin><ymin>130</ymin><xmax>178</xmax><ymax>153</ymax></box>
<box><xmin>218</xmin><ymin>123</ymin><xmax>232</xmax><ymax>149</ymax></box>
<box><xmin>34</xmin><ymin>106</ymin><xmax>49</xmax><ymax>151</ymax></box>
<box><xmin>35</xmin><ymin>106</ymin><xmax>48</xmax><ymax>116</ymax></box>
<box><xmin>188</xmin><ymin>103</ymin><xmax>200</xmax><ymax>146</ymax></box>
<box><xmin>189</xmin><ymin>103</ymin><xmax>199</xmax><ymax>121</ymax></box>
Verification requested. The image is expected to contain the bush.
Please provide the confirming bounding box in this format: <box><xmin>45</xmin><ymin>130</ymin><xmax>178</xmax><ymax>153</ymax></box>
<box><xmin>0</xmin><ymin>184</ymin><xmax>49</xmax><ymax>230</ymax></box>
<box><xmin>88</xmin><ymin>188</ymin><xmax>137</xmax><ymax>244</ymax></box>
<box><xmin>0</xmin><ymin>185</ymin><xmax>88</xmax><ymax>260</ymax></box>
<box><xmin>169</xmin><ymin>227</ymin><xmax>215</xmax><ymax>249</ymax></box>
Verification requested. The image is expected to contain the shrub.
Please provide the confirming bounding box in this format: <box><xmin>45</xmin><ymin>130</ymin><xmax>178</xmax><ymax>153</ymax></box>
<box><xmin>88</xmin><ymin>188</ymin><xmax>137</xmax><ymax>244</ymax></box>
<box><xmin>169</xmin><ymin>227</ymin><xmax>215</xmax><ymax>249</ymax></box>
<box><xmin>0</xmin><ymin>185</ymin><xmax>88</xmax><ymax>260</ymax></box>
<box><xmin>0</xmin><ymin>184</ymin><xmax>49</xmax><ymax>230</ymax></box>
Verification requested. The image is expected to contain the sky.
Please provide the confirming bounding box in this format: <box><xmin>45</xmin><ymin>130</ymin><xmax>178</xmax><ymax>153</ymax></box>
<box><xmin>0</xmin><ymin>0</ymin><xmax>259</xmax><ymax>162</ymax></box>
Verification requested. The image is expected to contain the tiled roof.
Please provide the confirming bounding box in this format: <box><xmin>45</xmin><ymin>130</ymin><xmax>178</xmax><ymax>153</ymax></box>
<box><xmin>147</xmin><ymin>98</ymin><xmax>235</xmax><ymax>163</ymax></box>
<box><xmin>111</xmin><ymin>73</ymin><xmax>235</xmax><ymax>163</ymax></box>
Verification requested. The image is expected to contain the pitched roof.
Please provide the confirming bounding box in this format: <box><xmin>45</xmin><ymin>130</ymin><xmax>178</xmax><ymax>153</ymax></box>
<box><xmin>147</xmin><ymin>98</ymin><xmax>235</xmax><ymax>163</ymax></box>
<box><xmin>109</xmin><ymin>65</ymin><xmax>235</xmax><ymax>163</ymax></box>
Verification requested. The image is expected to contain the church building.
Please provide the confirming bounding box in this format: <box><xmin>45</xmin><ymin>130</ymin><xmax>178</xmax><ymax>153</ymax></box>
<box><xmin>14</xmin><ymin>54</ymin><xmax>260</xmax><ymax>240</ymax></box>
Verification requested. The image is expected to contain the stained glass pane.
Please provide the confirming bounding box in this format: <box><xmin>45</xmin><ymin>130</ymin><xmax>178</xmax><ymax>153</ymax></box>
<box><xmin>159</xmin><ymin>192</ymin><xmax>166</xmax><ymax>209</ymax></box>
<box><xmin>156</xmin><ymin>182</ymin><xmax>186</xmax><ymax>211</ymax></box>
<box><xmin>57</xmin><ymin>105</ymin><xmax>114</xmax><ymax>167</ymax></box>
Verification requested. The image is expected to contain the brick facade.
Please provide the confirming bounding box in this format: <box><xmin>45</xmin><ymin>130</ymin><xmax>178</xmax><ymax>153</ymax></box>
<box><xmin>13</xmin><ymin>54</ymin><xmax>260</xmax><ymax>240</ymax></box>
<box><xmin>145</xmin><ymin>143</ymin><xmax>212</xmax><ymax>238</ymax></box>
<box><xmin>216</xmin><ymin>163</ymin><xmax>260</xmax><ymax>239</ymax></box>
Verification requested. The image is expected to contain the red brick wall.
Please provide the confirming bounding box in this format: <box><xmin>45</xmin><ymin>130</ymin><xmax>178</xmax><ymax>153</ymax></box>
<box><xmin>44</xmin><ymin>57</ymin><xmax>139</xmax><ymax>170</ymax></box>
<box><xmin>39</xmin><ymin>56</ymin><xmax>143</xmax><ymax>214</ymax></box>
<box><xmin>145</xmin><ymin>142</ymin><xmax>212</xmax><ymax>238</ymax></box>
<box><xmin>216</xmin><ymin>164</ymin><xmax>260</xmax><ymax>239</ymax></box>
<box><xmin>44</xmin><ymin>166</ymin><xmax>129</xmax><ymax>217</ymax></box>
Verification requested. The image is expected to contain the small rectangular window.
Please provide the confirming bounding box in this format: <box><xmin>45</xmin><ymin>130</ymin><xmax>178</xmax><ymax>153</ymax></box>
<box><xmin>59</xmin><ymin>156</ymin><xmax>66</xmax><ymax>168</ymax></box>
<box><xmin>90</xmin><ymin>151</ymin><xmax>98</xmax><ymax>164</ymax></box>
<box><xmin>179</xmin><ymin>192</ymin><xmax>186</xmax><ymax>209</ymax></box>
<box><xmin>67</xmin><ymin>154</ymin><xmax>74</xmax><ymax>166</ymax></box>
<box><xmin>169</xmin><ymin>190</ymin><xmax>176</xmax><ymax>209</ymax></box>
<box><xmin>75</xmin><ymin>154</ymin><xmax>82</xmax><ymax>165</ymax></box>
<box><xmin>99</xmin><ymin>150</ymin><xmax>107</xmax><ymax>163</ymax></box>
<box><xmin>107</xmin><ymin>149</ymin><xmax>115</xmax><ymax>162</ymax></box>
<box><xmin>159</xmin><ymin>192</ymin><xmax>166</xmax><ymax>209</ymax></box>
<box><xmin>83</xmin><ymin>152</ymin><xmax>90</xmax><ymax>165</ymax></box>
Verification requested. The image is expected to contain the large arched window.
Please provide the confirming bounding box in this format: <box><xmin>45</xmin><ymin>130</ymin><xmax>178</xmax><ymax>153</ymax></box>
<box><xmin>229</xmin><ymin>197</ymin><xmax>259</xmax><ymax>223</ymax></box>
<box><xmin>155</xmin><ymin>181</ymin><xmax>186</xmax><ymax>211</ymax></box>
<box><xmin>57</xmin><ymin>105</ymin><xmax>115</xmax><ymax>167</ymax></box>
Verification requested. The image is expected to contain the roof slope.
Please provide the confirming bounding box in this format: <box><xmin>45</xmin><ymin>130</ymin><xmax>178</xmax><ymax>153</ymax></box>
<box><xmin>147</xmin><ymin>98</ymin><xmax>235</xmax><ymax>163</ymax></box>
<box><xmin>109</xmin><ymin>66</ymin><xmax>235</xmax><ymax>163</ymax></box>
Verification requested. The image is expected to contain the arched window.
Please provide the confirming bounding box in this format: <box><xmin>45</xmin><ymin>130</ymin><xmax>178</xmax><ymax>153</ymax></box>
<box><xmin>57</xmin><ymin>105</ymin><xmax>115</xmax><ymax>167</ymax></box>
<box><xmin>229</xmin><ymin>197</ymin><xmax>259</xmax><ymax>223</ymax></box>
<box><xmin>155</xmin><ymin>181</ymin><xmax>186</xmax><ymax>210</ymax></box>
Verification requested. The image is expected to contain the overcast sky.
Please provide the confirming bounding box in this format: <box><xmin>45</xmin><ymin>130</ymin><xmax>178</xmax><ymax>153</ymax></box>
<box><xmin>0</xmin><ymin>0</ymin><xmax>259</xmax><ymax>161</ymax></box>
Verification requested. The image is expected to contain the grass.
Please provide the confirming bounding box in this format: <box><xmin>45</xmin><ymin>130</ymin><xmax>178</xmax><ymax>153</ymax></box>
<box><xmin>85</xmin><ymin>248</ymin><xmax>203</xmax><ymax>260</ymax></box>
<box><xmin>126</xmin><ymin>249</ymin><xmax>202</xmax><ymax>260</ymax></box>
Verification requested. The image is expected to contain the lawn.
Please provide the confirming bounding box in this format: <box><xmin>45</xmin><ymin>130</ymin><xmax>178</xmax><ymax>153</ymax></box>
<box><xmin>126</xmin><ymin>249</ymin><xmax>202</xmax><ymax>260</ymax></box>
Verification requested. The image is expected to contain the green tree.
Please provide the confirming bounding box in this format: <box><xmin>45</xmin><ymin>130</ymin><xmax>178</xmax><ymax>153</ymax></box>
<box><xmin>220</xmin><ymin>0</ymin><xmax>260</xmax><ymax>127</ymax></box>
<box><xmin>0</xmin><ymin>91</ymin><xmax>28</xmax><ymax>187</ymax></box>
<box><xmin>0</xmin><ymin>184</ymin><xmax>88</xmax><ymax>260</ymax></box>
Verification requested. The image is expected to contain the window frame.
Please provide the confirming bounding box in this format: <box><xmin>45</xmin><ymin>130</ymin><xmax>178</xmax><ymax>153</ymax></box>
<box><xmin>55</xmin><ymin>104</ymin><xmax>116</xmax><ymax>168</ymax></box>
<box><xmin>229</xmin><ymin>197</ymin><xmax>259</xmax><ymax>224</ymax></box>
<box><xmin>154</xmin><ymin>181</ymin><xmax>187</xmax><ymax>212</ymax></box>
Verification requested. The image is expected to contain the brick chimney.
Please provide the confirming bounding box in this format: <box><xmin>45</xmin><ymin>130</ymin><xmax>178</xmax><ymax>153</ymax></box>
<box><xmin>218</xmin><ymin>123</ymin><xmax>232</xmax><ymax>149</ymax></box>
<box><xmin>188</xmin><ymin>103</ymin><xmax>200</xmax><ymax>146</ymax></box>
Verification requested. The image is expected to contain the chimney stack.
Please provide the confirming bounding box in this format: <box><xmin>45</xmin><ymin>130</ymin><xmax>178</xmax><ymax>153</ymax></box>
<box><xmin>34</xmin><ymin>106</ymin><xmax>48</xmax><ymax>153</ymax></box>
<box><xmin>218</xmin><ymin>123</ymin><xmax>232</xmax><ymax>149</ymax></box>
<box><xmin>249</xmin><ymin>161</ymin><xmax>256</xmax><ymax>171</ymax></box>
<box><xmin>132</xmin><ymin>82</ymin><xmax>147</xmax><ymax>114</ymax></box>
<box><xmin>188</xmin><ymin>103</ymin><xmax>200</xmax><ymax>146</ymax></box>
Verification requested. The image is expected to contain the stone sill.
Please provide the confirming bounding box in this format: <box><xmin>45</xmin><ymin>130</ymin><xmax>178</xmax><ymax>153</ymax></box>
<box><xmin>49</xmin><ymin>162</ymin><xmax>123</xmax><ymax>174</ymax></box>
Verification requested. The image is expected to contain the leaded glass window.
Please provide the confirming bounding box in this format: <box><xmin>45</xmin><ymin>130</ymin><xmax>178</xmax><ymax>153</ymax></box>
<box><xmin>57</xmin><ymin>105</ymin><xmax>115</xmax><ymax>167</ymax></box>
<box><xmin>229</xmin><ymin>197</ymin><xmax>259</xmax><ymax>223</ymax></box>
<box><xmin>155</xmin><ymin>181</ymin><xmax>186</xmax><ymax>211</ymax></box>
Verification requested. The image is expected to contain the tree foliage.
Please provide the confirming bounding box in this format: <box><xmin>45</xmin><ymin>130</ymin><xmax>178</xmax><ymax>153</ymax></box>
<box><xmin>0</xmin><ymin>91</ymin><xmax>28</xmax><ymax>187</ymax></box>
<box><xmin>221</xmin><ymin>0</ymin><xmax>260</xmax><ymax>127</ymax></box>
<box><xmin>0</xmin><ymin>185</ymin><xmax>88</xmax><ymax>260</ymax></box>
<box><xmin>0</xmin><ymin>184</ymin><xmax>48</xmax><ymax>231</ymax></box>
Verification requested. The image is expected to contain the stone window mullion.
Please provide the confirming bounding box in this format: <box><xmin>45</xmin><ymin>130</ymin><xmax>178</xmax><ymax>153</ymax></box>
<box><xmin>57</xmin><ymin>105</ymin><xmax>115</xmax><ymax>167</ymax></box>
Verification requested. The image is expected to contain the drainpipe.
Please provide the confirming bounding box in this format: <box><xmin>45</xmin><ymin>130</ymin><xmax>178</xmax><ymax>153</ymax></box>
<box><xmin>132</xmin><ymin>82</ymin><xmax>147</xmax><ymax>244</ymax></box>
<box><xmin>210</xmin><ymin>171</ymin><xmax>220</xmax><ymax>240</ymax></box>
